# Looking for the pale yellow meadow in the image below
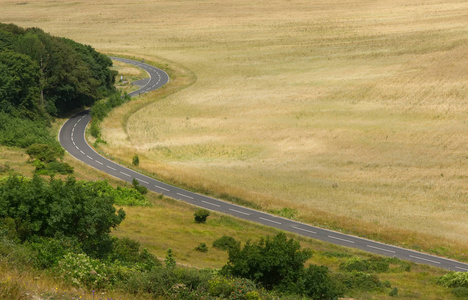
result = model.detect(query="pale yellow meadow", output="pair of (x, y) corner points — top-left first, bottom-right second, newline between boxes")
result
(1, 0), (466, 258)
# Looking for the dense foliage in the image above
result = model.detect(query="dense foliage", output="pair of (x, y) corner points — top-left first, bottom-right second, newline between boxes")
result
(0, 22), (116, 118)
(0, 175), (125, 258)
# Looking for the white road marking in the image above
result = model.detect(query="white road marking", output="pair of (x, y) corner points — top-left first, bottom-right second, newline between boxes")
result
(137, 179), (149, 184)
(71, 133), (73, 138)
(202, 200), (220, 207)
(259, 217), (282, 225)
(155, 185), (170, 192)
(86, 155), (93, 160)
(120, 171), (131, 177)
(96, 160), (103, 165)
(328, 235), (355, 244)
(292, 226), (316, 234)
(455, 266), (468, 271)
(72, 141), (76, 146)
(177, 193), (194, 199)
(73, 123), (77, 128)
(409, 255), (440, 264)
(80, 150), (85, 155)
(367, 245), (396, 253)
(229, 208), (250, 216)
(107, 166), (116, 171)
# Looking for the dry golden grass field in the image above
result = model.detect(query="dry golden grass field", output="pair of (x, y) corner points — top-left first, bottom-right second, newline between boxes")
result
(1, 0), (467, 259)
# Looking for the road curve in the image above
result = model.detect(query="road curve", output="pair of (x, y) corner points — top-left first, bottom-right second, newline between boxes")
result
(59, 57), (468, 272)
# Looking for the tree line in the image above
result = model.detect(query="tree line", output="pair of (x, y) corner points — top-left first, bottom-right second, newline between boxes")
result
(0, 22), (116, 119)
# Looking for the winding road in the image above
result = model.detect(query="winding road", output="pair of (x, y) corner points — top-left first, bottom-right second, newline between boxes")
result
(59, 57), (468, 272)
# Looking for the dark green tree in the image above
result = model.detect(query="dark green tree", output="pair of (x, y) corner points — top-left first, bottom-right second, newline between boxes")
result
(221, 232), (312, 290)
(0, 50), (42, 119)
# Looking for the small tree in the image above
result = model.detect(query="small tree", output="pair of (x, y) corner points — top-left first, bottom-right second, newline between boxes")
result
(165, 248), (176, 268)
(195, 243), (208, 252)
(132, 154), (139, 166)
(132, 178), (148, 195)
(194, 209), (210, 224)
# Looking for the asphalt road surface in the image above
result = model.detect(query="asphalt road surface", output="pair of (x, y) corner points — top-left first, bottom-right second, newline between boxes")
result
(59, 57), (468, 272)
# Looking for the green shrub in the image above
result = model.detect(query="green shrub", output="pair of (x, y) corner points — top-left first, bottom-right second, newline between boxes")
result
(339, 271), (383, 291)
(439, 272), (468, 288)
(389, 287), (398, 297)
(322, 251), (352, 258)
(212, 235), (239, 251)
(55, 252), (132, 289)
(195, 243), (208, 252)
(89, 119), (101, 138)
(28, 236), (81, 269)
(26, 143), (64, 163)
(208, 275), (258, 299)
(132, 178), (148, 195)
(452, 287), (468, 298)
(339, 257), (389, 273)
(132, 154), (139, 166)
(194, 209), (210, 224)
(109, 237), (160, 270)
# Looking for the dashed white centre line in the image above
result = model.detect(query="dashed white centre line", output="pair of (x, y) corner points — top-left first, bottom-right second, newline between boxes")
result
(455, 266), (468, 271)
(328, 235), (355, 244)
(96, 160), (103, 165)
(177, 193), (194, 199)
(80, 150), (85, 155)
(229, 208), (250, 216)
(107, 166), (116, 171)
(120, 171), (131, 177)
(259, 217), (282, 225)
(86, 155), (93, 160)
(155, 185), (170, 192)
(409, 255), (440, 264)
(137, 179), (149, 184)
(292, 226), (316, 234)
(202, 200), (220, 207)
(366, 245), (396, 253)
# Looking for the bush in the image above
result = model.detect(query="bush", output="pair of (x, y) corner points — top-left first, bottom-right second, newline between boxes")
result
(109, 237), (160, 270)
(212, 235), (239, 251)
(195, 243), (208, 252)
(452, 287), (468, 298)
(132, 154), (139, 166)
(339, 271), (383, 292)
(194, 209), (210, 224)
(28, 236), (81, 269)
(221, 232), (312, 291)
(89, 119), (101, 138)
(132, 178), (148, 195)
(26, 143), (64, 163)
(55, 252), (132, 289)
(208, 275), (258, 299)
(389, 287), (398, 297)
(439, 272), (468, 288)
(339, 257), (389, 273)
